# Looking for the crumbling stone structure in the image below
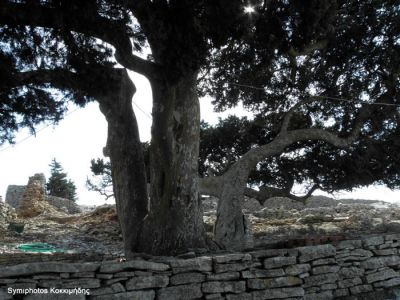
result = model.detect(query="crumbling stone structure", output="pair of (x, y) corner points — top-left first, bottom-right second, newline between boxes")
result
(5, 173), (80, 215)
(5, 185), (26, 208)
(17, 176), (48, 218)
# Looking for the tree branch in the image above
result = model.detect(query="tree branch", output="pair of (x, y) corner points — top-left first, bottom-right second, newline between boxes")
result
(244, 183), (320, 205)
(0, 1), (161, 79)
(280, 98), (315, 133)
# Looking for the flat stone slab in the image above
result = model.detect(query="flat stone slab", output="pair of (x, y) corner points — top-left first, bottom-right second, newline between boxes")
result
(264, 256), (297, 269)
(297, 245), (336, 263)
(361, 256), (400, 269)
(100, 260), (169, 273)
(126, 275), (169, 290)
(248, 276), (302, 289)
(91, 290), (155, 300)
(202, 281), (246, 294)
(168, 257), (212, 273)
(251, 287), (305, 299)
(157, 283), (202, 300)
(0, 263), (100, 278)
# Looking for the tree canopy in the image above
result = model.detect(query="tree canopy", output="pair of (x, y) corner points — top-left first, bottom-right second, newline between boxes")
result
(1, 0), (399, 255)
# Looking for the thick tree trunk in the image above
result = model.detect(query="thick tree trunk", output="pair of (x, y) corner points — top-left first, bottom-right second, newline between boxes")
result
(214, 165), (254, 251)
(138, 74), (206, 255)
(97, 69), (148, 258)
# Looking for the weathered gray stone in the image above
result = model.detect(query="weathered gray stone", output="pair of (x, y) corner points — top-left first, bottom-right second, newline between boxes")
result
(311, 258), (336, 266)
(169, 257), (212, 273)
(96, 274), (114, 280)
(242, 268), (285, 278)
(336, 240), (362, 250)
(170, 272), (205, 285)
(339, 267), (364, 279)
(305, 287), (320, 294)
(298, 245), (336, 263)
(32, 274), (60, 280)
(205, 293), (223, 300)
(202, 281), (246, 294)
(207, 271), (240, 281)
(299, 272), (310, 279)
(373, 249), (398, 256)
(304, 290), (333, 300)
(91, 283), (125, 296)
(320, 283), (337, 290)
(251, 287), (305, 299)
(134, 271), (152, 276)
(350, 284), (373, 294)
(0, 279), (17, 284)
(336, 249), (373, 262)
(366, 268), (399, 283)
(333, 288), (349, 297)
(213, 253), (251, 263)
(303, 273), (338, 288)
(250, 249), (288, 259)
(361, 256), (400, 269)
(362, 235), (384, 247)
(374, 277), (400, 288)
(100, 260), (169, 273)
(0, 262), (100, 278)
(25, 294), (85, 300)
(114, 272), (136, 277)
(92, 290), (155, 300)
(225, 293), (252, 300)
(214, 261), (252, 273)
(70, 272), (95, 278)
(126, 275), (168, 290)
(264, 256), (297, 269)
(105, 278), (128, 285)
(385, 233), (400, 242)
(337, 277), (363, 288)
(311, 265), (339, 275)
(38, 278), (100, 289)
(248, 276), (302, 289)
(157, 284), (202, 300)
(285, 264), (311, 276)
(0, 289), (12, 300)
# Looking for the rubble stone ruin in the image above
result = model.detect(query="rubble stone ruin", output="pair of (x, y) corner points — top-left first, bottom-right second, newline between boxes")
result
(5, 173), (80, 215)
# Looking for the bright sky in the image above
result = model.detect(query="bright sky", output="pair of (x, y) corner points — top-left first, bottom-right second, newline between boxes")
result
(0, 71), (399, 206)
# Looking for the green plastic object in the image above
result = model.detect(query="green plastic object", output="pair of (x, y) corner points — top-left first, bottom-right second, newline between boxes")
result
(16, 243), (64, 253)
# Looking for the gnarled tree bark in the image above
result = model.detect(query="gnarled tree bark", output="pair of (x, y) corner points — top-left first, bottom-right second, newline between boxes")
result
(97, 69), (148, 258)
(138, 73), (206, 255)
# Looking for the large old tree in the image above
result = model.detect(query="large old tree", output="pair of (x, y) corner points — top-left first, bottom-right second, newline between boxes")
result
(0, 0), (399, 255)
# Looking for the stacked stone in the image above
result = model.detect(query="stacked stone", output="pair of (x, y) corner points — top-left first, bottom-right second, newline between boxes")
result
(1, 235), (400, 299)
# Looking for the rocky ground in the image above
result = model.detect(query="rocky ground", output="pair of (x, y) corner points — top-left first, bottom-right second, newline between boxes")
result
(203, 195), (400, 248)
(0, 201), (123, 255)
(1, 195), (400, 256)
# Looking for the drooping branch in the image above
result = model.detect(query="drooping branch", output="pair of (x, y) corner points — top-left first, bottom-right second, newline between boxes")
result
(244, 183), (320, 205)
(241, 104), (371, 170)
(0, 1), (160, 79)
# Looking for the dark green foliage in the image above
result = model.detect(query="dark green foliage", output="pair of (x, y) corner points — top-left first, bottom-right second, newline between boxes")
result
(1, 0), (400, 198)
(47, 158), (77, 201)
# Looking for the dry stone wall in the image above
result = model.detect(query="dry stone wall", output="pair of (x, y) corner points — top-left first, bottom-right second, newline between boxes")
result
(1, 234), (400, 299)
